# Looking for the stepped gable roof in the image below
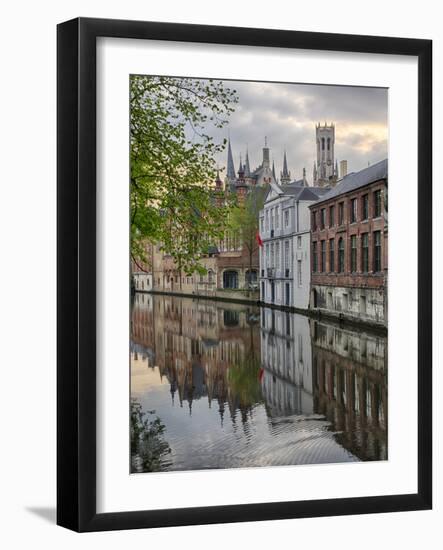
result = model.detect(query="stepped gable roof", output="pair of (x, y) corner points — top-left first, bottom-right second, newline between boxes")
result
(313, 159), (388, 206)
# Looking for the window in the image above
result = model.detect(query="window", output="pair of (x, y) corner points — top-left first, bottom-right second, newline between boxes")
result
(275, 242), (280, 269)
(327, 137), (331, 151)
(362, 194), (369, 220)
(265, 210), (269, 231)
(339, 202), (344, 225)
(373, 231), (382, 272)
(270, 243), (274, 267)
(223, 310), (239, 326)
(284, 241), (290, 271)
(329, 239), (335, 272)
(297, 236), (302, 248)
(246, 269), (257, 286)
(223, 270), (238, 289)
(208, 270), (214, 284)
(311, 211), (317, 230)
(350, 235), (357, 272)
(321, 137), (325, 150)
(284, 210), (289, 227)
(270, 208), (274, 230)
(350, 198), (357, 223)
(275, 207), (279, 228)
(321, 240), (326, 272)
(265, 244), (269, 268)
(260, 218), (264, 232)
(338, 238), (345, 272)
(297, 260), (302, 286)
(329, 205), (335, 227)
(313, 241), (318, 272)
(374, 190), (382, 217)
(361, 233), (369, 272)
(320, 208), (326, 229)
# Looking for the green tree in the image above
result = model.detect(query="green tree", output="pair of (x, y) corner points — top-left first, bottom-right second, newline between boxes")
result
(230, 187), (267, 286)
(130, 399), (171, 473)
(130, 76), (238, 275)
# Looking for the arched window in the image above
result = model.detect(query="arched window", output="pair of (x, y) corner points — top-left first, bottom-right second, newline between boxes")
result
(321, 137), (325, 150)
(208, 269), (214, 284)
(223, 270), (238, 289)
(338, 238), (345, 272)
(327, 137), (331, 151)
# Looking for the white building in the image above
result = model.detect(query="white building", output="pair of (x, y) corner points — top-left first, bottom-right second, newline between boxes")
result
(259, 178), (329, 309)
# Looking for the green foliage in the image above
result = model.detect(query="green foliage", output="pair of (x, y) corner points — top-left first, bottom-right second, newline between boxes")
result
(227, 351), (263, 408)
(229, 187), (267, 266)
(130, 75), (238, 274)
(130, 399), (171, 473)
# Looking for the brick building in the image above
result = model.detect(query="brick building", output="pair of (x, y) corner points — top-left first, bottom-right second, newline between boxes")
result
(309, 159), (388, 327)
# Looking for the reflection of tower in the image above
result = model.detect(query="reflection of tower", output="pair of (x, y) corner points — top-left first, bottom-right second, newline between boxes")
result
(314, 122), (338, 187)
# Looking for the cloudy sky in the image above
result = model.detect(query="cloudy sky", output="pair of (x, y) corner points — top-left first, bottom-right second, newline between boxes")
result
(210, 79), (388, 183)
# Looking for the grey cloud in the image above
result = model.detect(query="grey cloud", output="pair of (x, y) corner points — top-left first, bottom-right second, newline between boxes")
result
(202, 78), (388, 182)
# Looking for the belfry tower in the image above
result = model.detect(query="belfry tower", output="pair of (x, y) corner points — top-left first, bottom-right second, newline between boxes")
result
(314, 122), (338, 187)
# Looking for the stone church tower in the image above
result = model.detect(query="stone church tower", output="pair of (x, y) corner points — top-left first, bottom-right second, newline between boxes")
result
(313, 122), (339, 187)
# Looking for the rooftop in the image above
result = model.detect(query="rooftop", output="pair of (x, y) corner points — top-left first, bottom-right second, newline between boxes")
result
(312, 159), (388, 206)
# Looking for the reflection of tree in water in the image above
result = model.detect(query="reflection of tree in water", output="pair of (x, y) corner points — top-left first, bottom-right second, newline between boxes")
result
(228, 354), (262, 407)
(130, 399), (171, 473)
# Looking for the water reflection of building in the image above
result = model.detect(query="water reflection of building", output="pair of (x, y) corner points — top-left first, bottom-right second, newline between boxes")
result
(260, 308), (314, 416)
(131, 294), (261, 423)
(259, 307), (387, 461)
(132, 293), (388, 463)
(310, 320), (387, 461)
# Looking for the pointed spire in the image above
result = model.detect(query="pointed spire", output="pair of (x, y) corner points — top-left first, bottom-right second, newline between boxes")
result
(238, 153), (243, 174)
(280, 150), (291, 184)
(244, 147), (251, 177)
(226, 139), (235, 181)
(283, 150), (289, 176)
(335, 159), (339, 177)
(262, 136), (270, 168)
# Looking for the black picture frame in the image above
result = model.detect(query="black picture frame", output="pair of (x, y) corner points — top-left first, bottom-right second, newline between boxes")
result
(57, 17), (432, 532)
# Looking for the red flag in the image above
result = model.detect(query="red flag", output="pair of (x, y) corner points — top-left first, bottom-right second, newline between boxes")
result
(256, 232), (264, 247)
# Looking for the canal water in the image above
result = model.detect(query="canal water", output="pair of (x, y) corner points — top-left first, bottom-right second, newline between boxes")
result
(131, 293), (387, 473)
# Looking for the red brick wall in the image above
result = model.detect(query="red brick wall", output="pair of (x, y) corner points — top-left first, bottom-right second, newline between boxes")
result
(310, 179), (387, 289)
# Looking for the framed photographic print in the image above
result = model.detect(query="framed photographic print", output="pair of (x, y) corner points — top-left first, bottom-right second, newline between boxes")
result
(57, 17), (432, 532)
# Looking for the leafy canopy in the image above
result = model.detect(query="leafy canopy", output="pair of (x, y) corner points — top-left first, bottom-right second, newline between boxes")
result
(130, 75), (238, 274)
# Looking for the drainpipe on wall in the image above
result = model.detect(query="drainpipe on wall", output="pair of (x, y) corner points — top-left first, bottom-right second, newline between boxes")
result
(296, 200), (299, 233)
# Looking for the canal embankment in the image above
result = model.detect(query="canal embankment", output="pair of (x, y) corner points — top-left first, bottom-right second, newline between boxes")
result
(135, 289), (387, 335)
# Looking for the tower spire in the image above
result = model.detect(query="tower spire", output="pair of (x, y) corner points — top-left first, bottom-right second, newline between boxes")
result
(280, 150), (291, 185)
(226, 138), (236, 182)
(244, 147), (251, 177)
(262, 136), (270, 168)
